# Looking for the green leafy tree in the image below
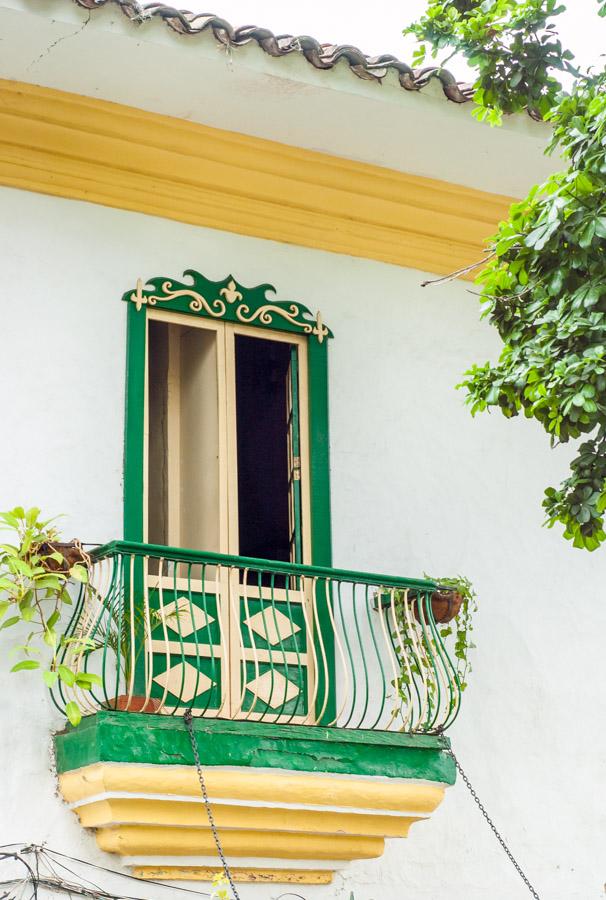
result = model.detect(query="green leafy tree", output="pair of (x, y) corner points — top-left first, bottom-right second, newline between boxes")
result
(407, 0), (606, 549)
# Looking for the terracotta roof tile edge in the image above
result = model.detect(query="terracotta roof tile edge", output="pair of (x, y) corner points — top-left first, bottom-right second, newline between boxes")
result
(71, 0), (474, 103)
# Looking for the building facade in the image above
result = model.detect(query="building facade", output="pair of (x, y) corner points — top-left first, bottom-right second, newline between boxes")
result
(0, 3), (604, 899)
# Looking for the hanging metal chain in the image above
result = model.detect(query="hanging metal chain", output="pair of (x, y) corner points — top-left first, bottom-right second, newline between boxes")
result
(183, 710), (241, 900)
(184, 711), (540, 900)
(447, 746), (541, 899)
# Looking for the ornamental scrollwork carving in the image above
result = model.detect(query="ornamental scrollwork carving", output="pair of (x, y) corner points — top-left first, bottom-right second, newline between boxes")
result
(130, 279), (227, 318)
(124, 271), (332, 343)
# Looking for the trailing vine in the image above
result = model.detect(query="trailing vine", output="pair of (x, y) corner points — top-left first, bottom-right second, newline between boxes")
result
(407, 0), (606, 549)
(392, 576), (478, 706)
(427, 574), (478, 690)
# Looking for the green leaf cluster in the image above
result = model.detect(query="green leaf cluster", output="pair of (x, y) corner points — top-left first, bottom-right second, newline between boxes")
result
(0, 506), (96, 724)
(408, 1), (606, 549)
(460, 66), (606, 548)
(405, 0), (575, 123)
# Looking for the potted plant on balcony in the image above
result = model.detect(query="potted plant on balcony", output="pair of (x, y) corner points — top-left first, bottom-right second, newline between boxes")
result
(0, 506), (97, 726)
(93, 604), (162, 714)
(0, 506), (165, 721)
(413, 580), (463, 624)
(390, 574), (478, 702)
(423, 574), (478, 690)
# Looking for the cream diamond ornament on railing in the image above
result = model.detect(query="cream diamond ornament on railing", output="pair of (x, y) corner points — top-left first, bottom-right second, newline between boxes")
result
(244, 608), (300, 646)
(153, 661), (213, 703)
(246, 670), (300, 710)
(158, 597), (214, 637)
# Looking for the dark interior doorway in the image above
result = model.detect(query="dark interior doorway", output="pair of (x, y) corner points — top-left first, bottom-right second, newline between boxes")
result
(235, 334), (292, 562)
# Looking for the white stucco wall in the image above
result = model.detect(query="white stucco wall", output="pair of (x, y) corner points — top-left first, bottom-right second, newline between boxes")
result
(0, 186), (605, 900)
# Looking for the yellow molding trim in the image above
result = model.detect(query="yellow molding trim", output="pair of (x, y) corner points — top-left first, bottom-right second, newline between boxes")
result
(58, 763), (448, 878)
(131, 866), (333, 884)
(96, 825), (385, 860)
(58, 763), (445, 813)
(0, 80), (514, 276)
(74, 797), (419, 838)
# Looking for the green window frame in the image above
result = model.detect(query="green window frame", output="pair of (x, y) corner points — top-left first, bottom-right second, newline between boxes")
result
(122, 269), (333, 567)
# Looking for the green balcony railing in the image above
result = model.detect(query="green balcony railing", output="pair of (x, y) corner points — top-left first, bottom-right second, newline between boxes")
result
(51, 541), (462, 733)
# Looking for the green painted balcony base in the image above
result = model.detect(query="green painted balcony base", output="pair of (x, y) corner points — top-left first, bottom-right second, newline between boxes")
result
(55, 712), (455, 885)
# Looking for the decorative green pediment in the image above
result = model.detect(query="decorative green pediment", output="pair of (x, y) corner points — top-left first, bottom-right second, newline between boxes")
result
(122, 270), (332, 343)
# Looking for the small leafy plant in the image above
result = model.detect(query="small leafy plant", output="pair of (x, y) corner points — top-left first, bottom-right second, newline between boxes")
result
(425, 574), (478, 690)
(0, 506), (98, 725)
(392, 575), (478, 703)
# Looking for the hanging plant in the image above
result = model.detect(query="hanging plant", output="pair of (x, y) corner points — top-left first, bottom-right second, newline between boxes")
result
(425, 574), (478, 691)
(391, 575), (478, 702)
(0, 506), (97, 725)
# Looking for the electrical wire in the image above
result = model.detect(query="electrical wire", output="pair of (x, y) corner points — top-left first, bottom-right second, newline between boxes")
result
(0, 853), (38, 900)
(0, 846), (212, 900)
(36, 852), (107, 896)
(41, 847), (211, 897)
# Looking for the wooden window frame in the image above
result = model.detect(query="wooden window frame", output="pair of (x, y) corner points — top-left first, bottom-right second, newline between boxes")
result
(142, 311), (314, 564)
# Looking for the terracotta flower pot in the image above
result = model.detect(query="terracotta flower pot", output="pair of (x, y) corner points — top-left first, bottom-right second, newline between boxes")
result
(413, 590), (463, 625)
(104, 694), (162, 713)
(37, 540), (88, 573)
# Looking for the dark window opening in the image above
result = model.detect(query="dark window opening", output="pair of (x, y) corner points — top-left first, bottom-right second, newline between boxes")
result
(235, 335), (292, 562)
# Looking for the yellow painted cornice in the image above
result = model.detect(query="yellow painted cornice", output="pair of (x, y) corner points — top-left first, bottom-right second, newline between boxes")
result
(59, 762), (446, 812)
(75, 798), (420, 838)
(0, 79), (513, 275)
(96, 824), (385, 860)
(57, 762), (447, 884)
(131, 866), (334, 885)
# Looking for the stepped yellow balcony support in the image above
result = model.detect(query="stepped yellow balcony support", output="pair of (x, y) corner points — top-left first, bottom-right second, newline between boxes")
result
(55, 713), (454, 884)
